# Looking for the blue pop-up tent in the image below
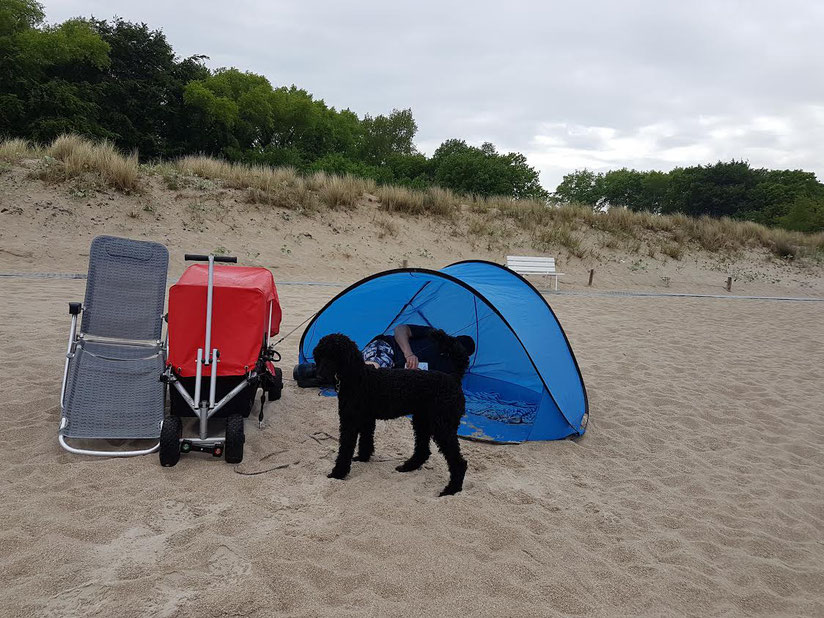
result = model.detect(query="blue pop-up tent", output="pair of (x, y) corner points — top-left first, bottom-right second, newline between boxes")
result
(299, 260), (588, 442)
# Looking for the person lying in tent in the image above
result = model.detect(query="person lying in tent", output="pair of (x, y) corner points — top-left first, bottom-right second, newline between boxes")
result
(362, 324), (475, 376)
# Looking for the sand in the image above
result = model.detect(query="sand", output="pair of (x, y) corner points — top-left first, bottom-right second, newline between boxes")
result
(1, 168), (824, 616)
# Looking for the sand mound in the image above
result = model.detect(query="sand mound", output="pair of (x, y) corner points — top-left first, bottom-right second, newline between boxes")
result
(1, 167), (823, 616)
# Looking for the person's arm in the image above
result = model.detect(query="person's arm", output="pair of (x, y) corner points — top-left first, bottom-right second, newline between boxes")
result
(393, 324), (419, 369)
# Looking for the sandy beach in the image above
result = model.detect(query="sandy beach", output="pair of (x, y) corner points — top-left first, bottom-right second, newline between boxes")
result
(2, 171), (824, 616)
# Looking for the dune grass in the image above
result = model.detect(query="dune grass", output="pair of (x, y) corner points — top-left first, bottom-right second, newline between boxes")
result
(478, 197), (824, 260)
(176, 156), (374, 211)
(375, 185), (425, 215)
(3, 134), (823, 261)
(21, 134), (140, 192)
(178, 155), (301, 192)
(318, 173), (374, 209)
(0, 137), (40, 162)
(375, 185), (460, 217)
(177, 156), (314, 210)
(373, 216), (399, 238)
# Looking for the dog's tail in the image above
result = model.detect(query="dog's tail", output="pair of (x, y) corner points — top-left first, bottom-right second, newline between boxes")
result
(430, 329), (471, 380)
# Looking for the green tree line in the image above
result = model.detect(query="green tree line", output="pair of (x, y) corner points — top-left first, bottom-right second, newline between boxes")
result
(3, 0), (822, 231)
(0, 0), (547, 199)
(554, 162), (824, 232)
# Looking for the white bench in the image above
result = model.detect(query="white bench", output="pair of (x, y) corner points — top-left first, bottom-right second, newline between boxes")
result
(506, 255), (564, 290)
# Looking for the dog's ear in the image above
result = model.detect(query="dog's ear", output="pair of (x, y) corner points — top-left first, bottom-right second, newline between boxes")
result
(430, 328), (450, 350)
(332, 335), (364, 379)
(313, 335), (338, 367)
(344, 337), (364, 367)
(429, 329), (470, 378)
(312, 336), (328, 364)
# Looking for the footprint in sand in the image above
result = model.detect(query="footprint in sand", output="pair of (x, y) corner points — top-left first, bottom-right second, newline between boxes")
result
(159, 499), (208, 523)
(208, 545), (252, 582)
(43, 581), (106, 617)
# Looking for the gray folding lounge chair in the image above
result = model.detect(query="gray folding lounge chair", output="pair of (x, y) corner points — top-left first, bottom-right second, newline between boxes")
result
(59, 235), (169, 456)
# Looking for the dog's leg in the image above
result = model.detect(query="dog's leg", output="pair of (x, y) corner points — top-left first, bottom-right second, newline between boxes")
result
(328, 424), (357, 480)
(432, 429), (467, 496)
(354, 418), (376, 462)
(396, 414), (431, 472)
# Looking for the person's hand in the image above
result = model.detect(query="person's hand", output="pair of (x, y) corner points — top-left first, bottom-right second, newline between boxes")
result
(405, 354), (419, 369)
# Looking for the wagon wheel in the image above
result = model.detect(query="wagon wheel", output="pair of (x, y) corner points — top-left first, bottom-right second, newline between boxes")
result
(267, 367), (283, 401)
(159, 416), (182, 467)
(225, 414), (245, 464)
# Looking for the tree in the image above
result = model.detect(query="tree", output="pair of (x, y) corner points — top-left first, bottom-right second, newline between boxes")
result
(0, 0), (44, 37)
(430, 139), (548, 199)
(600, 168), (644, 209)
(0, 9), (110, 140)
(433, 147), (499, 195)
(358, 108), (417, 166)
(553, 169), (603, 207)
(778, 196), (824, 232)
(431, 138), (469, 162)
(385, 152), (431, 187)
(183, 69), (273, 153)
(92, 19), (208, 158)
(182, 74), (365, 162)
(499, 151), (547, 200)
(552, 162), (824, 231)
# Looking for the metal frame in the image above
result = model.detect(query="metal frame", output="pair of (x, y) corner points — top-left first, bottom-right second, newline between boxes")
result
(165, 368), (259, 446)
(166, 255), (259, 449)
(59, 432), (159, 457)
(58, 305), (164, 457)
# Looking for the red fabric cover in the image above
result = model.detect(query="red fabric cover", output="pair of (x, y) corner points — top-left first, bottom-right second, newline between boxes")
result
(168, 264), (281, 377)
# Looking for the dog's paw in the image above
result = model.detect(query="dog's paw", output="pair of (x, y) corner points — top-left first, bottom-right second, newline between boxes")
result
(438, 485), (463, 497)
(327, 468), (349, 480)
(395, 460), (423, 473)
(353, 454), (371, 462)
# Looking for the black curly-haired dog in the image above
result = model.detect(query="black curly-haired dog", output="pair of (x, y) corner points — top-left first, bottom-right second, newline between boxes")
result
(313, 331), (469, 496)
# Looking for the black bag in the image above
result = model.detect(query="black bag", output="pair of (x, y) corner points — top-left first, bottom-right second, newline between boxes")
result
(293, 362), (333, 388)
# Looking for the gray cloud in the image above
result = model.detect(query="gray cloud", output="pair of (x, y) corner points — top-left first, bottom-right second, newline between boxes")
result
(48, 0), (824, 189)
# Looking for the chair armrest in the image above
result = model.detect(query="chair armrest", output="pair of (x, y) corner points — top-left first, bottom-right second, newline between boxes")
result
(61, 305), (82, 408)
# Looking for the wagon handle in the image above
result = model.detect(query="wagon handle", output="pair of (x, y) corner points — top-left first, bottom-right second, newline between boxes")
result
(184, 253), (237, 263)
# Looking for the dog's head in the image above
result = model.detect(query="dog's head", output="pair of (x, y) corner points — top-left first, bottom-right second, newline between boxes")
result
(429, 328), (473, 378)
(312, 333), (364, 383)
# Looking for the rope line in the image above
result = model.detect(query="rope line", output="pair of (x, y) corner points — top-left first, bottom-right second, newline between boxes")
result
(2, 272), (821, 302)
(271, 311), (319, 348)
(542, 289), (824, 302)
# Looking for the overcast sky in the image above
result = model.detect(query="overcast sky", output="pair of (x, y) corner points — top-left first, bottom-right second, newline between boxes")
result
(47, 0), (824, 189)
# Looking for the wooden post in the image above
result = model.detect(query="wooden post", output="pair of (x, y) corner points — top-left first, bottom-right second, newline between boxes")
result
(726, 276), (732, 292)
(402, 259), (408, 269)
(588, 269), (594, 287)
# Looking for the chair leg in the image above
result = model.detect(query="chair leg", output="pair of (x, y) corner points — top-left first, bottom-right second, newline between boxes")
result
(58, 435), (160, 457)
